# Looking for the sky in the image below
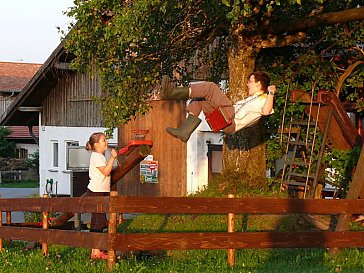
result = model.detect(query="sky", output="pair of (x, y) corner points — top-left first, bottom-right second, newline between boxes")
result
(0, 0), (75, 64)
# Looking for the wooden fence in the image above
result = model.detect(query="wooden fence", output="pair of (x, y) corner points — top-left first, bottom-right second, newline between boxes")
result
(1, 194), (364, 270)
(0, 170), (38, 183)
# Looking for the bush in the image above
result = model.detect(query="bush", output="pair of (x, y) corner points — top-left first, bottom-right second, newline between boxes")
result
(26, 150), (39, 172)
(0, 127), (16, 158)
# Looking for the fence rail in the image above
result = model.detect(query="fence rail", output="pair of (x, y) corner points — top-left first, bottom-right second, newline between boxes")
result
(1, 195), (364, 270)
(0, 170), (38, 182)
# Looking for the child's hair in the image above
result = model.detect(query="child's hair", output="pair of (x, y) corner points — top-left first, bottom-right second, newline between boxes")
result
(85, 132), (105, 151)
(249, 71), (271, 91)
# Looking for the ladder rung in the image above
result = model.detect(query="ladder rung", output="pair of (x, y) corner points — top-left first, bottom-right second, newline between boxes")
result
(278, 127), (301, 134)
(285, 181), (307, 187)
(291, 121), (316, 126)
(288, 141), (313, 146)
(288, 172), (315, 179)
(297, 101), (321, 105)
(284, 160), (310, 166)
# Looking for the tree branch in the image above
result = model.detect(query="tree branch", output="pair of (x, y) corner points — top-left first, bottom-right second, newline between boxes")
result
(335, 60), (364, 97)
(268, 7), (364, 34)
(261, 32), (307, 48)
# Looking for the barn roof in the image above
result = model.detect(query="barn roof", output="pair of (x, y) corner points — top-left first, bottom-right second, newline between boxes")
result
(0, 62), (42, 92)
(0, 41), (75, 126)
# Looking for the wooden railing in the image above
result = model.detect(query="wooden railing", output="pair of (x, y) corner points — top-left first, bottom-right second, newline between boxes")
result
(1, 195), (364, 270)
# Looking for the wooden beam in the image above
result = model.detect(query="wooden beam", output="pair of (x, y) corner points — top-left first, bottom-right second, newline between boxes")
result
(113, 231), (364, 251)
(319, 91), (362, 148)
(2, 196), (364, 216)
(0, 226), (108, 249)
(53, 62), (71, 70)
(111, 144), (151, 190)
(0, 197), (109, 213)
(2, 227), (364, 252)
(110, 196), (364, 214)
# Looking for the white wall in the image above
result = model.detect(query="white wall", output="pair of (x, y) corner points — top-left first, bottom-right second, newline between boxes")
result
(15, 143), (38, 157)
(39, 126), (118, 196)
(38, 113), (221, 197)
(186, 112), (223, 195)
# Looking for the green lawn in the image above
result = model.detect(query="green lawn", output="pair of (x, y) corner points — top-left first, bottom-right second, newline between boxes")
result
(1, 183), (364, 272)
(0, 180), (39, 188)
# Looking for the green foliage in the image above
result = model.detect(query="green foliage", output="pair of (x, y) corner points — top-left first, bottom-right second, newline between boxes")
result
(0, 127), (16, 158)
(63, 0), (231, 135)
(323, 146), (361, 195)
(265, 137), (285, 170)
(64, 2), (361, 138)
(190, 173), (286, 198)
(259, 17), (363, 186)
(62, 0), (362, 135)
(26, 150), (39, 172)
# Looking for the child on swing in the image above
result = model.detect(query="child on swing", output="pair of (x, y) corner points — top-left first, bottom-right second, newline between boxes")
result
(160, 71), (276, 142)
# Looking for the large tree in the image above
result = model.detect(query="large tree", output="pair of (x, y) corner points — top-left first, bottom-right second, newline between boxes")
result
(63, 0), (364, 188)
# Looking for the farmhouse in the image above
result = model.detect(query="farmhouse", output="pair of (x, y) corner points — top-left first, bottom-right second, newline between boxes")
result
(0, 43), (117, 196)
(0, 62), (41, 158)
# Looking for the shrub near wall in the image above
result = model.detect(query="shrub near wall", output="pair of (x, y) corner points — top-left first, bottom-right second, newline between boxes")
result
(0, 157), (39, 183)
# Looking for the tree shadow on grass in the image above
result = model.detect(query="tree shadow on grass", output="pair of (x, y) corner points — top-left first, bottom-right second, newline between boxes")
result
(251, 213), (336, 273)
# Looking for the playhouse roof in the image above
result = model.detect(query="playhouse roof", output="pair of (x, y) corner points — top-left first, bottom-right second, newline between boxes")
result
(6, 126), (39, 140)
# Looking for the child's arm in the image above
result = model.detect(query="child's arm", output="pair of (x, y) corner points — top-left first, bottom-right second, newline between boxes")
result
(261, 85), (276, 115)
(97, 149), (118, 176)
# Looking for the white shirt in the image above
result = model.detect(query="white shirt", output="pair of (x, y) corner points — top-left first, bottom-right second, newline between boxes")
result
(87, 152), (110, 192)
(233, 93), (274, 132)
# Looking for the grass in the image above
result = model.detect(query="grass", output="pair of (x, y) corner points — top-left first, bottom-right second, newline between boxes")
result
(1, 181), (364, 272)
(2, 241), (364, 272)
(0, 179), (39, 188)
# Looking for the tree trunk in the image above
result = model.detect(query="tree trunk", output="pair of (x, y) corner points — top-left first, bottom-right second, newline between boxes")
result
(222, 40), (267, 189)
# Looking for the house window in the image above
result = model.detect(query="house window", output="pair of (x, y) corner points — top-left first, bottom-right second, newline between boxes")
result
(53, 142), (59, 167)
(65, 141), (80, 170)
(16, 148), (28, 159)
(67, 141), (79, 147)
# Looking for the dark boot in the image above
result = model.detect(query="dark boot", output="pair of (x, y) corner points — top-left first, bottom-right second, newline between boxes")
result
(160, 75), (189, 100)
(166, 114), (201, 142)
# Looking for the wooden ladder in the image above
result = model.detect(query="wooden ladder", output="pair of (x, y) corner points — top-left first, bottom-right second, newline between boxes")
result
(280, 101), (331, 198)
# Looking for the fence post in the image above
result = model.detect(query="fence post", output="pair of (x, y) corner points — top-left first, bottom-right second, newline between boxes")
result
(6, 211), (11, 226)
(74, 213), (81, 231)
(108, 191), (118, 271)
(227, 194), (235, 267)
(0, 210), (2, 252)
(118, 212), (123, 224)
(42, 194), (49, 256)
(5, 211), (11, 245)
